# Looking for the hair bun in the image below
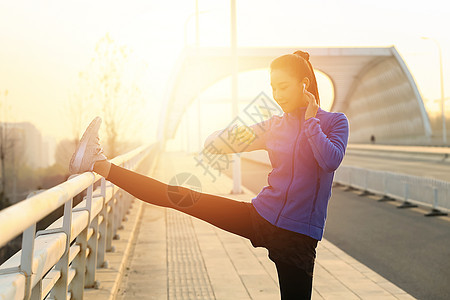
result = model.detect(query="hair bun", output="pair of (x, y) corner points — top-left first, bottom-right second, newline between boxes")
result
(294, 50), (310, 61)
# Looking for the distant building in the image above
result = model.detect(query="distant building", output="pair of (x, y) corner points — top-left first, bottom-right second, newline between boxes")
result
(0, 122), (49, 169)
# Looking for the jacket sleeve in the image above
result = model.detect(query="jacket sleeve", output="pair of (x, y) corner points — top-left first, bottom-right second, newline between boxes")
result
(304, 113), (349, 173)
(203, 117), (273, 154)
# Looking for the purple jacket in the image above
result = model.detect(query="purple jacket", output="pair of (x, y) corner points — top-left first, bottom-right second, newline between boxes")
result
(249, 106), (349, 240)
(204, 105), (349, 241)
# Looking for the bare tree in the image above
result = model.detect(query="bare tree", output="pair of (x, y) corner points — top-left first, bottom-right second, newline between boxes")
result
(95, 34), (147, 156)
(66, 33), (147, 158)
(54, 139), (77, 171)
(65, 71), (92, 147)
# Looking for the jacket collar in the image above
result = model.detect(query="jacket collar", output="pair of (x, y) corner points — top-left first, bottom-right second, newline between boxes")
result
(285, 105), (323, 121)
(285, 105), (308, 120)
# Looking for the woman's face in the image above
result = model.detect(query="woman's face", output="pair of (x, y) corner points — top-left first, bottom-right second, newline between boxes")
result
(270, 68), (308, 113)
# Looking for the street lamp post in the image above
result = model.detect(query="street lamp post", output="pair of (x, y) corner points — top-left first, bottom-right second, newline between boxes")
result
(184, 4), (209, 153)
(184, 7), (207, 48)
(422, 36), (446, 145)
(184, 1), (243, 193)
(230, 0), (242, 194)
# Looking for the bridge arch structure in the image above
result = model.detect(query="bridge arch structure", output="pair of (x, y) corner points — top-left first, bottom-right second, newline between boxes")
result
(158, 46), (432, 147)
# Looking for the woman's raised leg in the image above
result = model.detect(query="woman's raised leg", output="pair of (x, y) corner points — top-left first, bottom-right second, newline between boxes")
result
(99, 161), (255, 241)
(69, 116), (255, 243)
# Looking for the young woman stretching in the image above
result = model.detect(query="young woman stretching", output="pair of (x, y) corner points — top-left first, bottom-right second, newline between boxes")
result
(69, 50), (349, 299)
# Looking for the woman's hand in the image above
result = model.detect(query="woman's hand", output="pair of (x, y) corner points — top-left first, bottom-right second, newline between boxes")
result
(229, 125), (256, 145)
(303, 87), (319, 121)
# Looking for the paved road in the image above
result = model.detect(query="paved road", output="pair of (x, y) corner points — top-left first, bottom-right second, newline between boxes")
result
(342, 150), (450, 181)
(222, 154), (450, 300)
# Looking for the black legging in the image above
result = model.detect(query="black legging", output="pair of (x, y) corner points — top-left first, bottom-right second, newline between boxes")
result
(106, 163), (314, 299)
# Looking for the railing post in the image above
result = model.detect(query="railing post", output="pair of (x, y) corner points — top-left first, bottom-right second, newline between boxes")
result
(113, 189), (122, 240)
(359, 169), (374, 197)
(378, 172), (395, 202)
(97, 178), (108, 268)
(21, 223), (36, 300)
(425, 186), (448, 217)
(20, 191), (41, 300)
(397, 178), (418, 209)
(106, 182), (115, 252)
(85, 184), (99, 288)
(122, 193), (127, 219)
(124, 191), (131, 222)
(343, 166), (350, 186)
(50, 197), (73, 299)
(344, 166), (357, 191)
(116, 190), (124, 233)
(127, 193), (133, 216)
(30, 281), (43, 300)
(70, 226), (88, 300)
(332, 167), (344, 187)
(70, 179), (93, 299)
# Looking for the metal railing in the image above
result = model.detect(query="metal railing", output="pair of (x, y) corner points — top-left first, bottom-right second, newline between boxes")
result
(334, 165), (450, 216)
(0, 144), (155, 300)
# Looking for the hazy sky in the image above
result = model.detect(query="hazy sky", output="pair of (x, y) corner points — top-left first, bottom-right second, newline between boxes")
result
(1, 0), (449, 148)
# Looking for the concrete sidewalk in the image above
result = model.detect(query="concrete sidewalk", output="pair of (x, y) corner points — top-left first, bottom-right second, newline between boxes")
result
(111, 151), (416, 299)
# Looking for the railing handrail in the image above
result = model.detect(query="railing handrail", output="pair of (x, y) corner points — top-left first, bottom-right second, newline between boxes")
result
(0, 145), (149, 248)
(347, 143), (450, 155)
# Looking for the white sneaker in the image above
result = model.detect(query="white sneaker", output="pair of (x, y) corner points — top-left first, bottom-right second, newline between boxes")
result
(69, 116), (108, 174)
